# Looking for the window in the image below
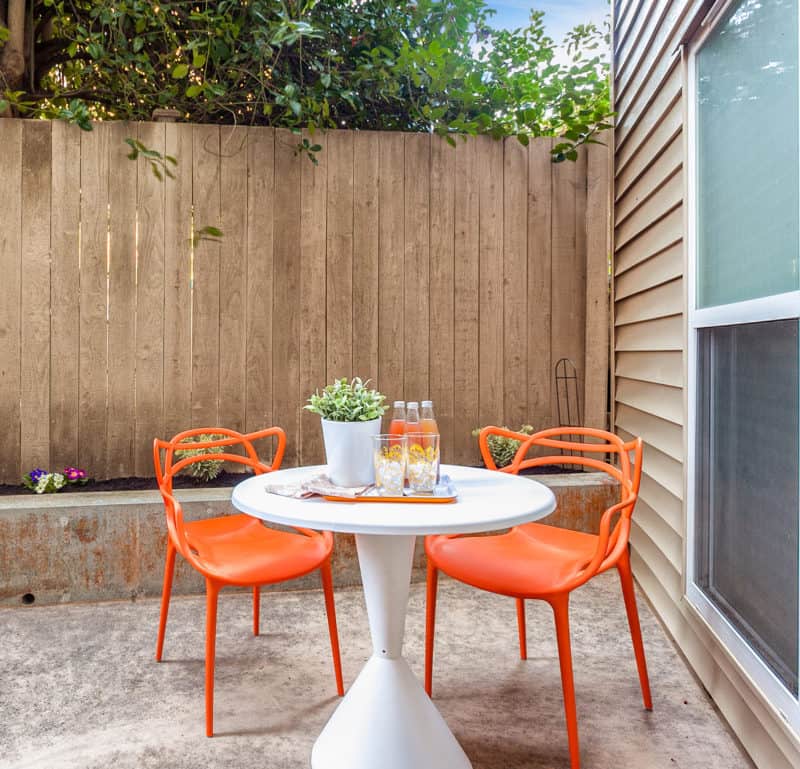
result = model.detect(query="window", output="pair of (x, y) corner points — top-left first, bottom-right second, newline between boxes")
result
(688, 0), (800, 730)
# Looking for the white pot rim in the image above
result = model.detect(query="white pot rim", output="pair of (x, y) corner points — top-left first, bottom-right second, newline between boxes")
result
(320, 416), (382, 425)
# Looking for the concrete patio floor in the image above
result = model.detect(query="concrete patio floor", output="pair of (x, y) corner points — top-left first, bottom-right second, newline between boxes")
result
(2, 572), (752, 769)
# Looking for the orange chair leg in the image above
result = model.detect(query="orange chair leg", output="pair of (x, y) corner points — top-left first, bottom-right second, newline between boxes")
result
(551, 595), (580, 769)
(205, 580), (220, 737)
(516, 598), (527, 660)
(253, 586), (260, 637)
(320, 560), (344, 696)
(617, 552), (653, 710)
(424, 561), (438, 697)
(155, 541), (177, 662)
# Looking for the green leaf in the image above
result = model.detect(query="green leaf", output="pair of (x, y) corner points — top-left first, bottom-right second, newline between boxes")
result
(193, 52), (206, 68)
(172, 63), (189, 79)
(185, 84), (202, 98)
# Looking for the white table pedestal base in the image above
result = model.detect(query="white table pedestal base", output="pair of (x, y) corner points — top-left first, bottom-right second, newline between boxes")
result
(311, 533), (471, 769)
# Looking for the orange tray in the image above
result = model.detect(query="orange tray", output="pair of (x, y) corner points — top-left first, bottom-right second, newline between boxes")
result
(323, 488), (457, 504)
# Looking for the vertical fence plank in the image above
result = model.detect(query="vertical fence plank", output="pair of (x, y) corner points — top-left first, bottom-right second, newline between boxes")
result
(403, 134), (431, 401)
(79, 124), (110, 477)
(19, 124), (53, 473)
(245, 127), (274, 440)
(502, 137), (529, 431)
(378, 133), (405, 401)
(20, 122), (52, 473)
(134, 122), (166, 474)
(584, 142), (611, 430)
(163, 123), (194, 439)
(452, 138), (480, 464)
(326, 130), (354, 381)
(352, 131), (380, 384)
(0, 121), (22, 481)
(105, 122), (138, 476)
(574, 148), (588, 418)
(218, 126), (248, 434)
(299, 131), (328, 465)
(272, 129), (302, 464)
(478, 136), (504, 428)
(429, 136), (456, 461)
(50, 121), (81, 471)
(527, 139), (554, 430)
(191, 125), (221, 428)
(551, 150), (583, 427)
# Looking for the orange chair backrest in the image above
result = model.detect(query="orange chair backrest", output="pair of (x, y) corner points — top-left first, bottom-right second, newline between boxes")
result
(153, 426), (286, 493)
(152, 427), (287, 565)
(478, 426), (642, 585)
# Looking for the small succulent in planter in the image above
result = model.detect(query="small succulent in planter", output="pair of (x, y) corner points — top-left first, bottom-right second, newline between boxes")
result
(305, 377), (387, 422)
(471, 424), (535, 468)
(174, 433), (227, 482)
(305, 378), (389, 486)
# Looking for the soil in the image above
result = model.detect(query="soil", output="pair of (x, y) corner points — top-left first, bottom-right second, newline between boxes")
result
(0, 464), (579, 497)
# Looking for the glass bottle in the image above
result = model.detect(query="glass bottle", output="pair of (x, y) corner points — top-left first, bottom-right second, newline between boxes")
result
(405, 401), (421, 433)
(388, 401), (406, 436)
(420, 400), (439, 436)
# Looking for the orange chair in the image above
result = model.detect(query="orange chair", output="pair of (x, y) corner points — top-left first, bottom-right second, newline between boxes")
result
(153, 427), (344, 737)
(424, 427), (651, 769)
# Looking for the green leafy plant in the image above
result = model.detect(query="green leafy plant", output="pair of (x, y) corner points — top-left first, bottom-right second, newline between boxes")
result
(2, 1), (610, 162)
(471, 424), (534, 468)
(305, 378), (388, 422)
(174, 434), (227, 482)
(124, 137), (177, 181)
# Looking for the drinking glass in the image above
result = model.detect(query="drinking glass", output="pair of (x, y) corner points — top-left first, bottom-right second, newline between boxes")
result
(406, 433), (439, 493)
(373, 435), (406, 496)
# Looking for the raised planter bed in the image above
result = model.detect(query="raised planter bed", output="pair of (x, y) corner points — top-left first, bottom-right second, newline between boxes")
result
(0, 473), (618, 607)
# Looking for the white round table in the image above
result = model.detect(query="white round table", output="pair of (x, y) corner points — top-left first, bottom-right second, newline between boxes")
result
(231, 464), (556, 769)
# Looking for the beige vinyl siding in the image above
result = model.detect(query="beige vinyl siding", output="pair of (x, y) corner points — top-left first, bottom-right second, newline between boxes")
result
(613, 2), (800, 768)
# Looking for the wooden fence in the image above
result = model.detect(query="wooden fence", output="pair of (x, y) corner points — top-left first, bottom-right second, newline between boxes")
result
(0, 119), (609, 482)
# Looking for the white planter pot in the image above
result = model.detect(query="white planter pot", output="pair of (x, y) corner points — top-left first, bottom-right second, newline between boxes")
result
(320, 417), (381, 487)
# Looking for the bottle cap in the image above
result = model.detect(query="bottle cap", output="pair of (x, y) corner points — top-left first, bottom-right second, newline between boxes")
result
(421, 400), (433, 407)
(393, 400), (405, 408)
(407, 401), (419, 408)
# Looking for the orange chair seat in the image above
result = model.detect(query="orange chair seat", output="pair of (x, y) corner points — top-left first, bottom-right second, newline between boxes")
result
(183, 514), (330, 586)
(426, 524), (599, 598)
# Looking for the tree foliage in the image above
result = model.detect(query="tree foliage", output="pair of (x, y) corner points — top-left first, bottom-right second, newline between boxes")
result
(0, 0), (611, 158)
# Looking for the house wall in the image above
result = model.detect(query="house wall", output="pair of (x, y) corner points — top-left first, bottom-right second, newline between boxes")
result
(613, 1), (800, 767)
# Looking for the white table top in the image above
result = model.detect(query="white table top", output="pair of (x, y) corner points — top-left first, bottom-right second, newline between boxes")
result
(231, 464), (556, 535)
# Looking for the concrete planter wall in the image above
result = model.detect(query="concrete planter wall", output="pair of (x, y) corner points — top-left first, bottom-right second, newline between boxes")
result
(0, 473), (618, 607)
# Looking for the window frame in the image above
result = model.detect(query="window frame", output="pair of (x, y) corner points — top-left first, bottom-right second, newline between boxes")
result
(685, 0), (800, 734)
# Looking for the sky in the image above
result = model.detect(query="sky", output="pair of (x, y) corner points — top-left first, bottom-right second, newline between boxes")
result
(484, 1), (609, 44)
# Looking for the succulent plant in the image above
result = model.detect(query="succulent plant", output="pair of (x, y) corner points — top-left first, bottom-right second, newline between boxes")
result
(175, 434), (226, 482)
(472, 424), (535, 468)
(305, 378), (388, 422)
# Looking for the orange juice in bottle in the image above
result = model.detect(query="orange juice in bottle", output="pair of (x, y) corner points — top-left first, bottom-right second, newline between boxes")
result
(388, 401), (406, 441)
(420, 400), (439, 440)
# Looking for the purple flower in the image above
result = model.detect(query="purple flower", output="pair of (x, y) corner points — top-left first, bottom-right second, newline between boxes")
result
(64, 466), (87, 481)
(29, 468), (47, 483)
